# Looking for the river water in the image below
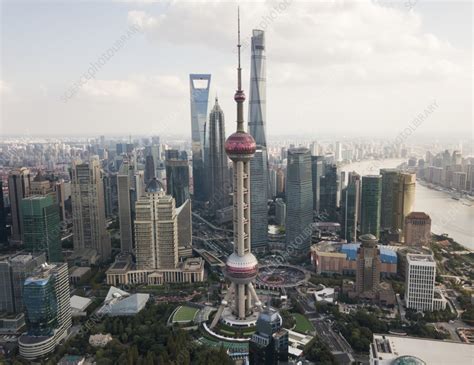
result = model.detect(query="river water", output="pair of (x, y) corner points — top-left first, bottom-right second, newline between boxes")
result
(341, 159), (474, 251)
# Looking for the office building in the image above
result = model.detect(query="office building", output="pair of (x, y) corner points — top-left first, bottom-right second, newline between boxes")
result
(275, 198), (286, 226)
(117, 163), (134, 253)
(208, 98), (230, 212)
(249, 307), (288, 365)
(360, 175), (382, 239)
(8, 168), (31, 242)
(393, 172), (416, 233)
(311, 156), (324, 213)
(405, 254), (445, 311)
(70, 159), (111, 261)
(276, 168), (285, 195)
(176, 199), (193, 259)
(335, 141), (342, 162)
(380, 168), (399, 230)
(0, 253), (46, 314)
(341, 173), (360, 242)
(135, 178), (178, 270)
(190, 73), (211, 201)
(21, 195), (62, 262)
(285, 148), (313, 256)
(19, 262), (72, 360)
(165, 150), (190, 207)
(0, 181), (7, 243)
(144, 154), (155, 184)
(319, 164), (339, 220)
(250, 147), (269, 253)
(248, 29), (269, 254)
(355, 234), (381, 298)
(404, 212), (431, 246)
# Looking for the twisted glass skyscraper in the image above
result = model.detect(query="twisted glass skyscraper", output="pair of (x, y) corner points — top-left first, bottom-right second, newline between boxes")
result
(248, 29), (268, 252)
(189, 74), (211, 201)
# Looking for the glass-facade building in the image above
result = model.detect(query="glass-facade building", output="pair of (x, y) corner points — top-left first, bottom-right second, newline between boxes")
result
(165, 150), (190, 208)
(319, 164), (339, 221)
(285, 148), (313, 256)
(189, 74), (211, 201)
(21, 195), (62, 262)
(360, 175), (382, 239)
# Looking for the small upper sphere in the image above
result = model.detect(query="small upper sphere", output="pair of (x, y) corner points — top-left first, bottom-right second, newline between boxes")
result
(234, 90), (246, 102)
(225, 132), (256, 160)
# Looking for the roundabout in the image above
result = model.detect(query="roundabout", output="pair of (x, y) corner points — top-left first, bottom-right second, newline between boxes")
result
(256, 264), (311, 289)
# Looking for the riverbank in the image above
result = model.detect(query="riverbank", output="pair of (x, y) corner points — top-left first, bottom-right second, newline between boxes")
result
(341, 159), (473, 251)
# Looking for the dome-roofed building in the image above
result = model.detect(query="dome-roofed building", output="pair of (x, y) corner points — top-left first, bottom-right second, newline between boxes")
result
(145, 177), (164, 193)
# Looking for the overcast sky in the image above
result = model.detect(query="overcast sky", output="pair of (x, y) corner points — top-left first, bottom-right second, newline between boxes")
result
(0, 0), (472, 139)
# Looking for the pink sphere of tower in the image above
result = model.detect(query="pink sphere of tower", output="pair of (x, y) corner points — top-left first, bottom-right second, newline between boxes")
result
(225, 132), (256, 160)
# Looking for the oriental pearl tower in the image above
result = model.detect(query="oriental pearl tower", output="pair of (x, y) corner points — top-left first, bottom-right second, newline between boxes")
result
(210, 10), (262, 329)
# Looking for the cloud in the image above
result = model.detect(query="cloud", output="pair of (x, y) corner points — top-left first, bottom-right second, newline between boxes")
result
(0, 80), (12, 96)
(127, 0), (463, 86)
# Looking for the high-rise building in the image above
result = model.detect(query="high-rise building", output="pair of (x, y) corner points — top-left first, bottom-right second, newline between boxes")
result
(311, 156), (324, 213)
(250, 147), (268, 253)
(360, 175), (382, 239)
(190, 73), (211, 201)
(393, 172), (416, 233)
(19, 262), (72, 360)
(341, 172), (360, 243)
(380, 169), (399, 231)
(275, 198), (286, 226)
(319, 164), (339, 221)
(208, 98), (230, 212)
(248, 29), (269, 254)
(249, 307), (289, 365)
(117, 163), (134, 253)
(276, 168), (285, 195)
(0, 181), (7, 243)
(335, 141), (342, 162)
(248, 29), (267, 148)
(21, 195), (62, 262)
(8, 168), (31, 242)
(176, 199), (193, 259)
(0, 253), (46, 314)
(404, 212), (431, 246)
(70, 159), (111, 261)
(285, 148), (313, 256)
(355, 234), (381, 298)
(211, 16), (262, 328)
(144, 154), (155, 184)
(405, 254), (437, 311)
(165, 150), (190, 207)
(135, 178), (178, 270)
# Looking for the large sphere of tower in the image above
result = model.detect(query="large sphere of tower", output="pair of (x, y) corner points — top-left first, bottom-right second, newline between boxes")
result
(225, 252), (259, 284)
(225, 132), (256, 161)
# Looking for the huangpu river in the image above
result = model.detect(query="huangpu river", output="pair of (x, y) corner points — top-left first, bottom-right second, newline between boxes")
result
(341, 159), (474, 251)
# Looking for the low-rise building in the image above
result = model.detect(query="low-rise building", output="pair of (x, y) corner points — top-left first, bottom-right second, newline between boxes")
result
(89, 333), (113, 348)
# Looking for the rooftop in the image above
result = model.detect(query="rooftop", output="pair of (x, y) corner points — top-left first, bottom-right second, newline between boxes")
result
(406, 254), (435, 263)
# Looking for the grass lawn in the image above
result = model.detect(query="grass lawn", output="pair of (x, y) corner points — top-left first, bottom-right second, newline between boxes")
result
(292, 313), (315, 333)
(172, 305), (199, 322)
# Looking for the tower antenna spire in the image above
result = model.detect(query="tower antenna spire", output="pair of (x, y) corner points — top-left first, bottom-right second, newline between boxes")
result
(235, 6), (245, 132)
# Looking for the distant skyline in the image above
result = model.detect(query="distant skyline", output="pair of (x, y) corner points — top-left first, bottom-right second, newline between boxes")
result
(0, 0), (472, 138)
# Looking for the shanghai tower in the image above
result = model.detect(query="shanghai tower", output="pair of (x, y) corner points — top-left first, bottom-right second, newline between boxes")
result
(248, 29), (268, 253)
(190, 73), (211, 202)
(210, 11), (261, 328)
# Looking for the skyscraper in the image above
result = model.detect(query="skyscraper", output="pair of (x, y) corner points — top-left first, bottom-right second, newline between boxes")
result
(404, 212), (431, 246)
(250, 147), (268, 253)
(355, 234), (381, 298)
(21, 195), (62, 262)
(117, 162), (134, 253)
(190, 73), (211, 201)
(319, 164), (339, 221)
(208, 98), (230, 212)
(211, 15), (261, 328)
(360, 175), (382, 239)
(144, 154), (155, 184)
(0, 181), (7, 243)
(341, 172), (360, 242)
(165, 150), (190, 207)
(405, 254), (437, 311)
(380, 168), (399, 230)
(19, 262), (72, 360)
(285, 148), (313, 256)
(335, 141), (342, 162)
(70, 159), (111, 261)
(8, 168), (31, 242)
(248, 29), (269, 254)
(135, 178), (178, 270)
(311, 155), (324, 213)
(393, 172), (416, 233)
